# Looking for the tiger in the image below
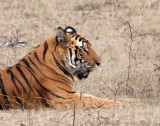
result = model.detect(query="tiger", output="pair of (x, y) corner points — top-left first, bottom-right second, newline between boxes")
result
(0, 26), (120, 110)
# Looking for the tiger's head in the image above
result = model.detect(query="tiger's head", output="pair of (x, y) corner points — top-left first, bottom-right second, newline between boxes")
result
(56, 26), (101, 79)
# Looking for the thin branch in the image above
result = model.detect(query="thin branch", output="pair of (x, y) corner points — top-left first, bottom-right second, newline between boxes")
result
(57, 113), (69, 123)
(96, 111), (102, 126)
(125, 21), (134, 95)
(152, 63), (160, 72)
(114, 78), (126, 99)
(126, 21), (133, 41)
(72, 101), (76, 126)
(103, 82), (115, 93)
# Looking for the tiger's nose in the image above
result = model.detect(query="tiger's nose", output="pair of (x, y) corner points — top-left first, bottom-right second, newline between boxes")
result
(95, 62), (101, 66)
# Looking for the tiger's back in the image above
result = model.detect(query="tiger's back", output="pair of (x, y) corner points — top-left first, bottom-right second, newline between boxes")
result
(0, 26), (120, 110)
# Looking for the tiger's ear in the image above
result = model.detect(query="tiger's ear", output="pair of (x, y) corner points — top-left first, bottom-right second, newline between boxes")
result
(56, 27), (68, 45)
(65, 26), (76, 34)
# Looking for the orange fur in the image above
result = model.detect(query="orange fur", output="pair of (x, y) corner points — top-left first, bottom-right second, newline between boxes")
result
(0, 26), (120, 110)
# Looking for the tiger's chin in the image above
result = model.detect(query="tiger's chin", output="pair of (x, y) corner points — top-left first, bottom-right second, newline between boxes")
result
(74, 68), (93, 80)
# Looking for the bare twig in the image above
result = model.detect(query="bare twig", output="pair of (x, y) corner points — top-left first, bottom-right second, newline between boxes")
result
(97, 111), (102, 126)
(125, 21), (134, 95)
(114, 78), (126, 100)
(11, 25), (26, 44)
(103, 81), (115, 93)
(152, 63), (160, 84)
(57, 113), (69, 123)
(72, 101), (76, 126)
(137, 32), (160, 37)
(127, 25), (160, 38)
(153, 63), (160, 72)
(126, 21), (133, 41)
(85, 121), (95, 126)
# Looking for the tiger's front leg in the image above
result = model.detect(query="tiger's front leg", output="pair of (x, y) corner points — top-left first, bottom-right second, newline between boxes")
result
(50, 93), (120, 110)
(70, 93), (120, 109)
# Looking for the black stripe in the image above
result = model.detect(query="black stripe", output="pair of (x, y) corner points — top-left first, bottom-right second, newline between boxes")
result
(6, 69), (20, 94)
(43, 41), (48, 60)
(35, 88), (51, 100)
(6, 68), (27, 94)
(14, 75), (27, 94)
(33, 53), (73, 83)
(0, 74), (10, 109)
(54, 42), (59, 52)
(69, 48), (74, 65)
(12, 90), (24, 109)
(71, 35), (74, 38)
(28, 57), (71, 84)
(26, 67), (67, 99)
(52, 53), (73, 80)
(34, 52), (55, 71)
(35, 88), (49, 108)
(0, 103), (3, 110)
(58, 87), (75, 93)
(56, 36), (58, 43)
(75, 35), (80, 40)
(15, 65), (34, 93)
(79, 38), (82, 41)
(74, 50), (79, 62)
(75, 46), (79, 49)
(20, 58), (36, 74)
(16, 63), (20, 66)
(34, 52), (41, 63)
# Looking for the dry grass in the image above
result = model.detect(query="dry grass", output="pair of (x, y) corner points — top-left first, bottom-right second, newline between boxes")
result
(0, 0), (160, 125)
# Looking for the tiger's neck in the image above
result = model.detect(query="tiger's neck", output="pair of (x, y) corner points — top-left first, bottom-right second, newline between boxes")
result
(27, 36), (73, 83)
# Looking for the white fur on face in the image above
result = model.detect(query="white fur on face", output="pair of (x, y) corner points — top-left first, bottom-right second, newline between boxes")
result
(76, 40), (87, 48)
(76, 40), (83, 46)
(68, 48), (76, 68)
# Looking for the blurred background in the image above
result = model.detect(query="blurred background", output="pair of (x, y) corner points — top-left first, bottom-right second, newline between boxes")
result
(0, 0), (160, 125)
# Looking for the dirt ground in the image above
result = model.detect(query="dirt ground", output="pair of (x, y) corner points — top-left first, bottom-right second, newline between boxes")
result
(0, 0), (160, 125)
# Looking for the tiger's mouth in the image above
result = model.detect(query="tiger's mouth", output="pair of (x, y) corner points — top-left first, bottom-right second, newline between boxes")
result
(78, 71), (90, 79)
(74, 68), (93, 79)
